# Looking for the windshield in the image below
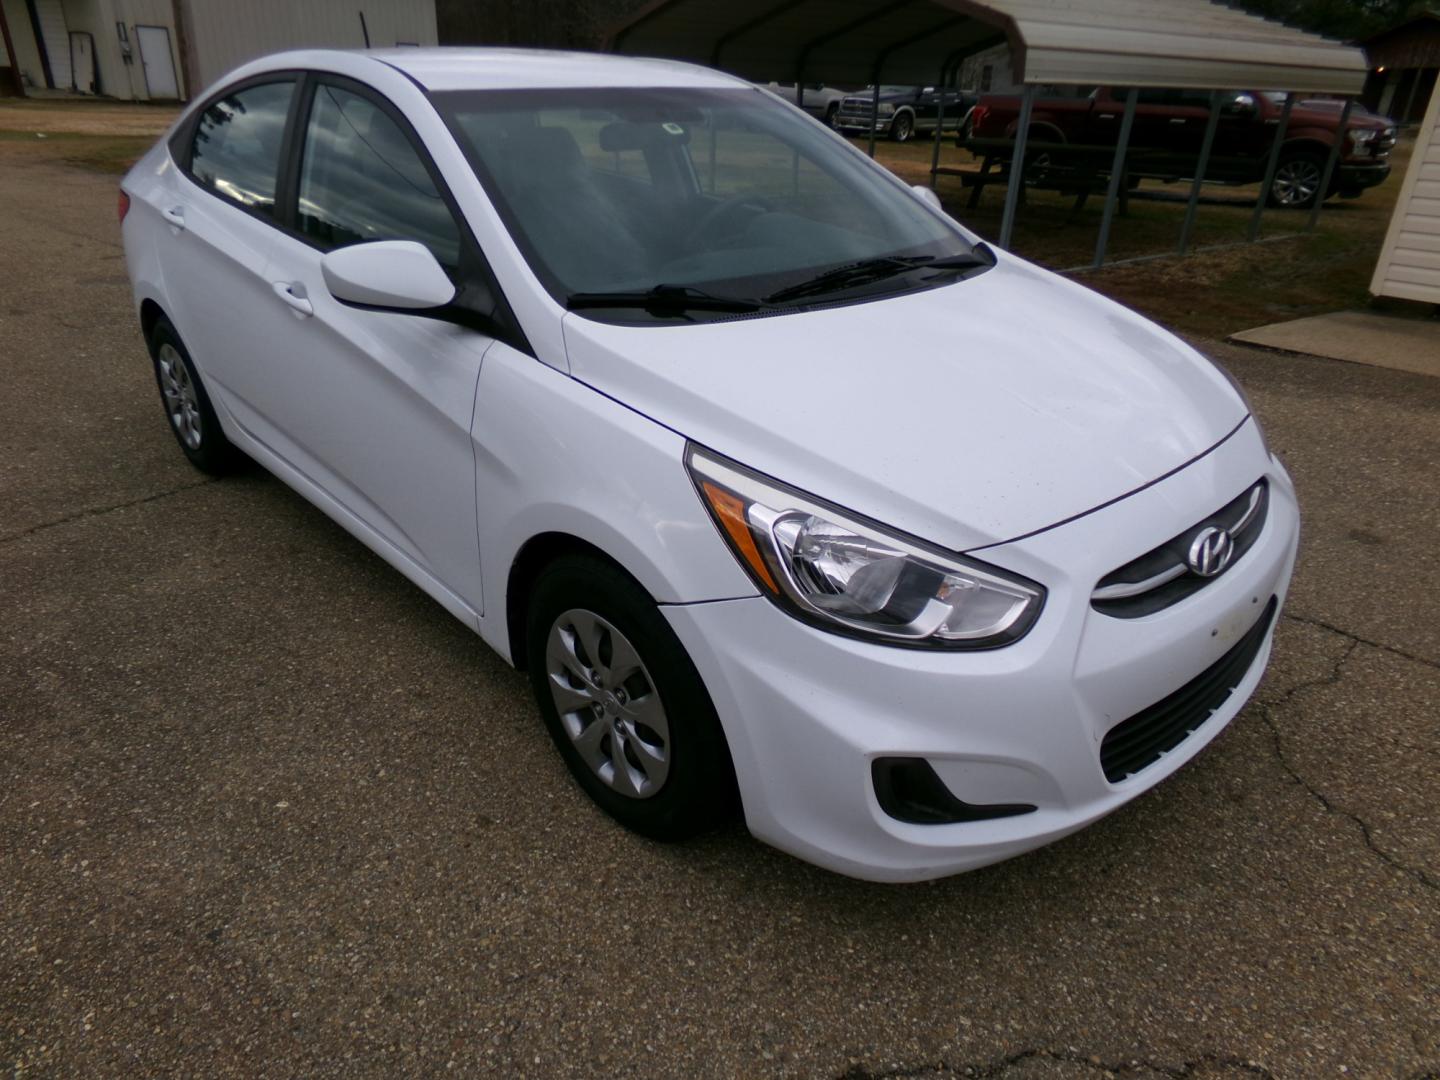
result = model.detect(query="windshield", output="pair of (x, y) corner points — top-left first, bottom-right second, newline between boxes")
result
(432, 86), (978, 320)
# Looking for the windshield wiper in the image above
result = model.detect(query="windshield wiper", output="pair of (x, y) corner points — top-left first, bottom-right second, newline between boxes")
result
(763, 246), (995, 304)
(566, 284), (773, 315)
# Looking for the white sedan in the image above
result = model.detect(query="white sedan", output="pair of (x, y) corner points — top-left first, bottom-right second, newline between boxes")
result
(120, 47), (1297, 882)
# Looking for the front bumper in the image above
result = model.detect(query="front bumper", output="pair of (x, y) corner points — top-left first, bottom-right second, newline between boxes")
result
(663, 421), (1298, 882)
(836, 113), (893, 134)
(1337, 161), (1391, 195)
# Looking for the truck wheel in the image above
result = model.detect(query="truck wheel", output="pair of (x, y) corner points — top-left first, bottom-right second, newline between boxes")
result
(1269, 149), (1326, 209)
(825, 102), (840, 128)
(956, 114), (973, 148)
(891, 112), (914, 142)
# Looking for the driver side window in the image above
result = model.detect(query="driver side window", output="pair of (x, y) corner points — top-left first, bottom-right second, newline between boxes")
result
(296, 82), (462, 269)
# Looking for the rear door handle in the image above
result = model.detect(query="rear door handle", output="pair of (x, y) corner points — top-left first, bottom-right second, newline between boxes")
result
(161, 206), (185, 229)
(272, 281), (313, 317)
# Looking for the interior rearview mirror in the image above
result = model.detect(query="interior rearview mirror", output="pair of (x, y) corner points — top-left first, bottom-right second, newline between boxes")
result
(321, 241), (456, 312)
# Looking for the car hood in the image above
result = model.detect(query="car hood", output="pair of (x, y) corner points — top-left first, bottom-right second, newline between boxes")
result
(560, 253), (1249, 552)
(1292, 102), (1392, 131)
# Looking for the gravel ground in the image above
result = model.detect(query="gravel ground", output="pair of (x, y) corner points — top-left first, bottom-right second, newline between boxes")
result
(1, 136), (1437, 1079)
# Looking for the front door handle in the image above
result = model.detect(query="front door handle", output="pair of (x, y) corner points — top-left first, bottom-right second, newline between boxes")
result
(161, 206), (185, 229)
(272, 281), (313, 317)
(1168, 117), (1188, 125)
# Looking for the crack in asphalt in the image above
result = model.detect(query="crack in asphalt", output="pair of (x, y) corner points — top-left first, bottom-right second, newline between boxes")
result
(1260, 636), (1439, 894)
(838, 1048), (1276, 1078)
(1281, 611), (1440, 672)
(0, 479), (217, 547)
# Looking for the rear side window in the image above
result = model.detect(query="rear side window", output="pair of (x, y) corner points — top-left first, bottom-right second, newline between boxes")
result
(189, 80), (295, 216)
(296, 83), (461, 269)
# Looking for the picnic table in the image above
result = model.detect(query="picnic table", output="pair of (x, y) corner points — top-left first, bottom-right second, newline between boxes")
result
(936, 137), (1202, 215)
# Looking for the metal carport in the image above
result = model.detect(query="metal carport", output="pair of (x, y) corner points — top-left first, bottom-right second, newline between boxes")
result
(607, 0), (1370, 265)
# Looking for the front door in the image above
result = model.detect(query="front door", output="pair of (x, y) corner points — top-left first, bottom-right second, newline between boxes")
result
(254, 77), (490, 611)
(136, 25), (178, 99)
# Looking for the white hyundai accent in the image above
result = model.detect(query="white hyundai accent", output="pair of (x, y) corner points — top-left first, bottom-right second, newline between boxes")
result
(120, 48), (1298, 882)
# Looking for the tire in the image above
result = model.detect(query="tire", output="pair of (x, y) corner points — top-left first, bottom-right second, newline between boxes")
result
(1268, 148), (1326, 209)
(890, 111), (914, 142)
(955, 114), (973, 148)
(525, 554), (737, 840)
(1018, 126), (1062, 185)
(825, 101), (840, 129)
(146, 317), (243, 475)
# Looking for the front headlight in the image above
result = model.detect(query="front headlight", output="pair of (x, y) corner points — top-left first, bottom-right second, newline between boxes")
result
(687, 446), (1044, 649)
(1351, 129), (1378, 145)
(877, 103), (896, 116)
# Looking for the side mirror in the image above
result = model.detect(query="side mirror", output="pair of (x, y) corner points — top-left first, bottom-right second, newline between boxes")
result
(321, 240), (455, 312)
(911, 184), (943, 211)
(1223, 92), (1257, 118)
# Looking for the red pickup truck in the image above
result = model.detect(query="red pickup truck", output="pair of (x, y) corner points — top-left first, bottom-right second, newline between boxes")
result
(966, 88), (1397, 208)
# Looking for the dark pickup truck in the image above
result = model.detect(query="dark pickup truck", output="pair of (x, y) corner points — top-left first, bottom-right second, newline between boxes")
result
(835, 85), (975, 143)
(967, 87), (1397, 208)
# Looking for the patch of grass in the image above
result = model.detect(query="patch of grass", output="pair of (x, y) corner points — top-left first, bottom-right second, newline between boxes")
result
(0, 129), (152, 174)
(864, 132), (1411, 337)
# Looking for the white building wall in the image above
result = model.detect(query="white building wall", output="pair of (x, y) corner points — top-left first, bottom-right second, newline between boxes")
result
(32, 0), (73, 87)
(1371, 80), (1440, 303)
(1, 0), (47, 89)
(184, 0), (437, 95)
(959, 44), (1014, 94)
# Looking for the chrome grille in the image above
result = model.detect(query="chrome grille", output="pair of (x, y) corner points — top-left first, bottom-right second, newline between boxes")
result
(1092, 479), (1269, 619)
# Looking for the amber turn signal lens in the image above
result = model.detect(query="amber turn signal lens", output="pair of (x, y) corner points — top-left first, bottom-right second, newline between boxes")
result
(700, 481), (779, 594)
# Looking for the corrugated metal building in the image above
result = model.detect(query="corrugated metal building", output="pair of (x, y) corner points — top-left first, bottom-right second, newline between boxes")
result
(1371, 79), (1440, 304)
(0, 0), (436, 100)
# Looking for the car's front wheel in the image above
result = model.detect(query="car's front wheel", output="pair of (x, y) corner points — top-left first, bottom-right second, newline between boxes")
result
(1269, 148), (1326, 209)
(525, 554), (737, 840)
(146, 317), (242, 475)
(891, 111), (914, 142)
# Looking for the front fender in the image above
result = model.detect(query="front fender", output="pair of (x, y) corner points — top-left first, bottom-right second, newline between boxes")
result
(473, 343), (757, 662)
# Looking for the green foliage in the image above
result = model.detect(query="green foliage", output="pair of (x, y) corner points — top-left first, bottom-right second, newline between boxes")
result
(1219, 0), (1434, 42)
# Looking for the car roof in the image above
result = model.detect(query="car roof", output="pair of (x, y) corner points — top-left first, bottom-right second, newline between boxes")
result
(365, 47), (749, 92)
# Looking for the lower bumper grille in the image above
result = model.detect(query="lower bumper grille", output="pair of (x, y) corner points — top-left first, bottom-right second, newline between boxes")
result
(1100, 597), (1278, 783)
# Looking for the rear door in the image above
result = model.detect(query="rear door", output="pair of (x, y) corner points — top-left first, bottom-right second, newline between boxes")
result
(1090, 88), (1172, 151)
(253, 76), (493, 612)
(156, 76), (298, 418)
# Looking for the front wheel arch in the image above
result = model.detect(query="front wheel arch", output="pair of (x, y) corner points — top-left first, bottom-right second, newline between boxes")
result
(506, 532), (647, 673)
(139, 297), (167, 341)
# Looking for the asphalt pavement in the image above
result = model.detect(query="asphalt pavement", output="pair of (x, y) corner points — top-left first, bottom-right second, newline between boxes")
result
(2, 142), (1437, 1079)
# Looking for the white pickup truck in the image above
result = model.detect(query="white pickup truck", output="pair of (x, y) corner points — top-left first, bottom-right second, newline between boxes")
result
(765, 82), (848, 126)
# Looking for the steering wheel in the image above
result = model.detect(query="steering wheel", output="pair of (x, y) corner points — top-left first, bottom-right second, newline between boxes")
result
(686, 193), (776, 247)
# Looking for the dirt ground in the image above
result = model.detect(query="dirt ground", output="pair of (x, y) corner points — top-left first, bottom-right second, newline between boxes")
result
(0, 98), (180, 136)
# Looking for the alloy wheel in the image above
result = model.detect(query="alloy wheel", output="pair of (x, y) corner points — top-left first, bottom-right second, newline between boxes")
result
(157, 343), (202, 450)
(1272, 158), (1322, 207)
(544, 609), (670, 799)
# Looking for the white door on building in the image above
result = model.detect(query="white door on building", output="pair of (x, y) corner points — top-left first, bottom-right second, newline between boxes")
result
(136, 25), (178, 99)
(69, 32), (95, 94)
(33, 0), (72, 90)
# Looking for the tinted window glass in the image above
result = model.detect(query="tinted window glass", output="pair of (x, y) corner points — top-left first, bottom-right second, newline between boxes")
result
(297, 83), (461, 268)
(190, 80), (295, 215)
